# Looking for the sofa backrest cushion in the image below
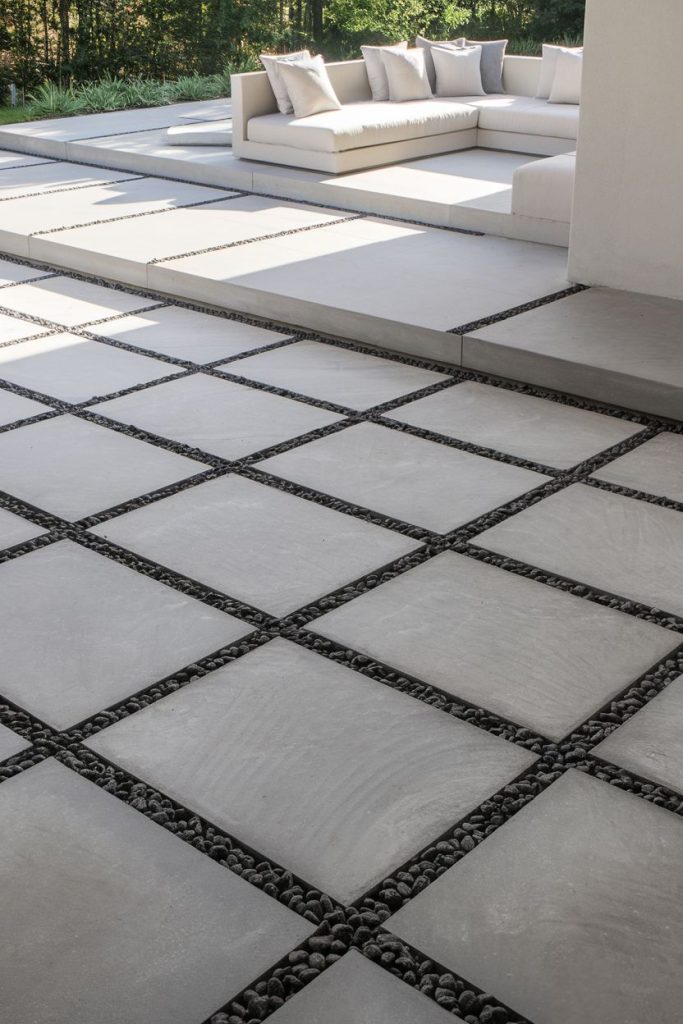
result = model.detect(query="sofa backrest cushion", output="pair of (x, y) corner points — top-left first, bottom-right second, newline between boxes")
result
(277, 55), (342, 117)
(536, 44), (583, 99)
(260, 50), (310, 114)
(415, 35), (463, 90)
(361, 42), (408, 101)
(463, 39), (508, 94)
(548, 49), (583, 104)
(381, 47), (433, 102)
(432, 45), (485, 97)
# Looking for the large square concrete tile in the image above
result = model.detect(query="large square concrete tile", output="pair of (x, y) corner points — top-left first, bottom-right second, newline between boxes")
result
(310, 551), (675, 740)
(390, 770), (683, 1024)
(0, 333), (175, 403)
(594, 675), (683, 793)
(90, 474), (418, 616)
(0, 387), (51, 426)
(95, 373), (341, 460)
(0, 541), (250, 729)
(0, 312), (49, 345)
(153, 221), (569, 354)
(592, 432), (683, 501)
(36, 195), (354, 281)
(389, 380), (642, 469)
(257, 422), (548, 532)
(91, 304), (289, 363)
(0, 759), (314, 1024)
(0, 506), (47, 550)
(463, 287), (683, 419)
(0, 723), (29, 762)
(227, 341), (448, 410)
(86, 639), (533, 903)
(0, 415), (206, 520)
(0, 177), (229, 251)
(476, 483), (683, 616)
(268, 950), (454, 1023)
(0, 275), (160, 327)
(0, 256), (52, 286)
(0, 161), (138, 201)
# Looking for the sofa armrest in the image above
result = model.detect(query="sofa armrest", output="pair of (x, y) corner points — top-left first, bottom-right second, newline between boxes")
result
(231, 71), (278, 152)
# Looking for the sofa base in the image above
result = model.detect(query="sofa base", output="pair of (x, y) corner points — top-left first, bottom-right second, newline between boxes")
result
(234, 128), (478, 173)
(477, 129), (576, 156)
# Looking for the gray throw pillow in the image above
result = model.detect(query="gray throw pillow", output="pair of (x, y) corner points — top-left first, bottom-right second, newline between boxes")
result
(464, 38), (508, 94)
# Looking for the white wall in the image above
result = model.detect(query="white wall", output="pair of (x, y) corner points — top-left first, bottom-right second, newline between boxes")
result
(568, 0), (683, 300)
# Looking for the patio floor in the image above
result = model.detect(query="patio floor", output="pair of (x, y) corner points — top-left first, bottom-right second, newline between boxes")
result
(0, 142), (682, 416)
(0, 101), (568, 244)
(0, 264), (682, 1024)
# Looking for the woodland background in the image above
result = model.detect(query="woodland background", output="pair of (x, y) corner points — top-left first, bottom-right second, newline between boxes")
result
(1, 0), (585, 96)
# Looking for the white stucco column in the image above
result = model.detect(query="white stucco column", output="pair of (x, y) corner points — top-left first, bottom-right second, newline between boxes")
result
(568, 0), (683, 300)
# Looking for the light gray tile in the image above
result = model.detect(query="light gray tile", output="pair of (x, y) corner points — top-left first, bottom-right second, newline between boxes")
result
(0, 153), (54, 170)
(90, 475), (417, 617)
(95, 373), (340, 460)
(268, 950), (454, 1023)
(0, 759), (313, 1024)
(0, 275), (159, 326)
(258, 422), (548, 532)
(0, 333), (174, 402)
(0, 161), (137, 201)
(0, 507), (46, 550)
(310, 551), (675, 740)
(41, 195), (352, 266)
(227, 341), (449, 411)
(0, 178), (227, 242)
(463, 287), (683, 420)
(0, 257), (52, 286)
(389, 380), (642, 470)
(91, 304), (289, 362)
(594, 675), (683, 793)
(0, 312), (48, 344)
(0, 415), (206, 520)
(593, 432), (683, 502)
(0, 388), (51, 426)
(0, 723), (29, 762)
(86, 639), (532, 903)
(0, 541), (250, 729)
(390, 770), (683, 1024)
(476, 483), (683, 617)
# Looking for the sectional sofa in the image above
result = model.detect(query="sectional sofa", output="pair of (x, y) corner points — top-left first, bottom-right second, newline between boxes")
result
(231, 55), (579, 174)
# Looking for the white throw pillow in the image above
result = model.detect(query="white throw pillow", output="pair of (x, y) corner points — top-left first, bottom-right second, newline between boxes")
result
(536, 43), (582, 99)
(415, 35), (465, 90)
(361, 42), (408, 101)
(380, 47), (432, 102)
(276, 54), (342, 118)
(548, 48), (582, 104)
(432, 44), (484, 97)
(260, 50), (310, 114)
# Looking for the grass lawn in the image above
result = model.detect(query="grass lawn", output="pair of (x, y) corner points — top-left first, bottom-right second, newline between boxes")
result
(0, 107), (32, 125)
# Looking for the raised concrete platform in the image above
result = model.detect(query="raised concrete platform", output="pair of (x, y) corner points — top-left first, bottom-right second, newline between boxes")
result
(0, 146), (680, 418)
(0, 104), (568, 245)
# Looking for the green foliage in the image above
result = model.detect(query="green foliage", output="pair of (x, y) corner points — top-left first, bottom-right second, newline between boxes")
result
(1, 0), (585, 102)
(17, 69), (231, 121)
(25, 81), (86, 117)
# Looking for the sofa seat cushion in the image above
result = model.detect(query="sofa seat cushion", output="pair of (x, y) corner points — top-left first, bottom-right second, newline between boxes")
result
(462, 95), (579, 139)
(247, 99), (478, 153)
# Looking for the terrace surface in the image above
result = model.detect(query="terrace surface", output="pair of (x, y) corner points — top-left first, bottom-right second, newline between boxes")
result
(0, 262), (682, 1024)
(0, 131), (682, 417)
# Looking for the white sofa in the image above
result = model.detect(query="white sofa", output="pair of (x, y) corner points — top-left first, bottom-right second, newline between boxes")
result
(231, 55), (579, 173)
